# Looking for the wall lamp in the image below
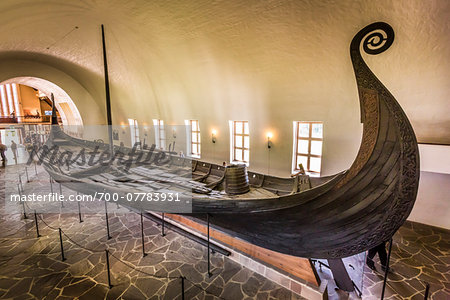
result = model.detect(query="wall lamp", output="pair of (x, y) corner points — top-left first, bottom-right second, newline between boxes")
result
(211, 129), (217, 143)
(172, 127), (177, 138)
(267, 132), (273, 149)
(143, 126), (148, 136)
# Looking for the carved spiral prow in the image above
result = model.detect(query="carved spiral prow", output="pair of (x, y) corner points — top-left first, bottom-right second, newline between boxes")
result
(350, 22), (396, 126)
(351, 22), (395, 55)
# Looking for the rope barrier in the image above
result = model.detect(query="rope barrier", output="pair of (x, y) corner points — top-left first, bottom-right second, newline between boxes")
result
(14, 176), (234, 299)
(37, 214), (60, 231)
(108, 252), (226, 299)
(61, 230), (104, 253)
(34, 209), (225, 298)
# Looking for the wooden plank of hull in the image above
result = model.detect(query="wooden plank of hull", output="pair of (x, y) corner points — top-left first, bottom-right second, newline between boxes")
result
(165, 213), (320, 286)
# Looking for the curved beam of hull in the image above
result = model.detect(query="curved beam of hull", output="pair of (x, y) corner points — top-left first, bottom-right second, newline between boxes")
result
(193, 22), (420, 258)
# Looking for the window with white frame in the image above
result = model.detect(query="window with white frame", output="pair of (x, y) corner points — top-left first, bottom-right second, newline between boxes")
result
(185, 120), (201, 158)
(153, 119), (165, 150)
(230, 120), (250, 164)
(0, 83), (21, 121)
(292, 121), (323, 175)
(128, 119), (140, 147)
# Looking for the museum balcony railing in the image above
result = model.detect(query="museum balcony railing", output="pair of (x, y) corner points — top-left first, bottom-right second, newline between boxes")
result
(0, 115), (53, 124)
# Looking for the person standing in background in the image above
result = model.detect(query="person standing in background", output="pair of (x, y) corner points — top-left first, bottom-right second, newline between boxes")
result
(0, 143), (7, 166)
(11, 140), (17, 162)
(366, 241), (388, 272)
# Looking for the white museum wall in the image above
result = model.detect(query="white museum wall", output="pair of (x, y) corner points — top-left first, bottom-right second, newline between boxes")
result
(408, 171), (450, 229)
(0, 0), (448, 228)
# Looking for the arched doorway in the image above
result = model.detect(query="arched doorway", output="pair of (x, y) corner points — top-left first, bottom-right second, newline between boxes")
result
(0, 77), (83, 164)
(0, 77), (83, 127)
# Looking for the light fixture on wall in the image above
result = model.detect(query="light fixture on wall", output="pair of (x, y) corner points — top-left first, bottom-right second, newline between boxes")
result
(267, 132), (273, 149)
(172, 127), (176, 138)
(143, 125), (148, 136)
(266, 132), (273, 174)
(211, 129), (217, 143)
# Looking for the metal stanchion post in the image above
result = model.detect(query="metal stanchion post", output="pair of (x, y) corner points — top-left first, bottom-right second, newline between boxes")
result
(105, 201), (112, 239)
(105, 249), (113, 288)
(207, 213), (212, 278)
(161, 213), (165, 237)
(19, 184), (27, 219)
(381, 239), (393, 299)
(34, 210), (40, 238)
(34, 162), (38, 175)
(78, 201), (83, 223)
(25, 167), (30, 182)
(19, 174), (23, 192)
(59, 183), (64, 208)
(180, 276), (185, 300)
(59, 228), (66, 261)
(141, 212), (147, 257)
(424, 282), (430, 299)
(50, 176), (53, 194)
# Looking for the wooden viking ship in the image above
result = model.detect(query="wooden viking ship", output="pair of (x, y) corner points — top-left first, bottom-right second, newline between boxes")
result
(41, 22), (419, 259)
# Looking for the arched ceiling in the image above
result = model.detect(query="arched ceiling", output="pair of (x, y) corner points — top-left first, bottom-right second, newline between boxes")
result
(0, 0), (449, 145)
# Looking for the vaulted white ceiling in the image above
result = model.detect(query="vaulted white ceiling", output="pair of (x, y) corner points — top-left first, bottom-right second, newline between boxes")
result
(0, 0), (449, 147)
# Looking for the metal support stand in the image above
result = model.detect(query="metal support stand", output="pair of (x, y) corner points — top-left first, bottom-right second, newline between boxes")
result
(34, 162), (38, 175)
(50, 177), (53, 194)
(311, 259), (330, 271)
(105, 201), (112, 239)
(25, 167), (30, 182)
(381, 239), (393, 299)
(328, 258), (354, 292)
(140, 212), (147, 257)
(59, 228), (66, 261)
(180, 276), (185, 300)
(207, 213), (212, 277)
(352, 281), (362, 297)
(77, 201), (83, 223)
(34, 210), (40, 238)
(161, 213), (166, 236)
(105, 249), (112, 288)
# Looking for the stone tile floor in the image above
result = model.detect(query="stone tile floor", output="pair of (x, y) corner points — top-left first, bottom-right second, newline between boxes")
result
(0, 164), (306, 299)
(1, 164), (449, 299)
(314, 222), (449, 300)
